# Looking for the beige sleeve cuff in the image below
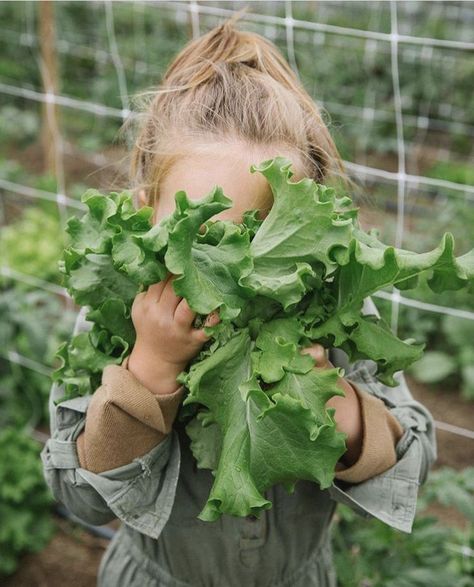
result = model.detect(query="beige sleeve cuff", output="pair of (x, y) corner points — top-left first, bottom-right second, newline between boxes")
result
(76, 357), (185, 474)
(334, 381), (404, 484)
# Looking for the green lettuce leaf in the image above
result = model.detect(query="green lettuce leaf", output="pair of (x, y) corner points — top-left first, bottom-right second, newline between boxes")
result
(179, 329), (346, 520)
(306, 229), (474, 385)
(66, 190), (154, 254)
(67, 253), (139, 308)
(240, 157), (354, 309)
(164, 188), (254, 319)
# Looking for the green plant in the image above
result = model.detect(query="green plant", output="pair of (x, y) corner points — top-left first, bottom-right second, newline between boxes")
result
(375, 279), (474, 401)
(0, 427), (55, 577)
(0, 158), (29, 183)
(408, 314), (474, 400)
(0, 105), (39, 148)
(0, 287), (76, 428)
(417, 466), (474, 521)
(332, 509), (473, 587)
(426, 161), (474, 186)
(52, 156), (474, 521)
(0, 205), (64, 285)
(332, 467), (474, 587)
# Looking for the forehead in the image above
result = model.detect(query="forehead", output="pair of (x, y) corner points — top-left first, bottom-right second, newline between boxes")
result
(154, 141), (305, 223)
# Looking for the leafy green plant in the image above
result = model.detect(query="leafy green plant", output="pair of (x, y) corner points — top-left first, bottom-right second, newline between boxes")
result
(53, 156), (474, 521)
(0, 205), (64, 285)
(426, 161), (474, 186)
(332, 508), (473, 587)
(375, 278), (474, 401)
(0, 427), (55, 577)
(332, 467), (474, 587)
(417, 466), (474, 522)
(0, 158), (29, 183)
(0, 105), (39, 148)
(0, 287), (76, 428)
(408, 314), (474, 400)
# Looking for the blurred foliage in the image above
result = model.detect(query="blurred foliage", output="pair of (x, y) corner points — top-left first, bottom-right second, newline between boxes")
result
(0, 287), (76, 429)
(426, 160), (474, 186)
(0, 205), (64, 284)
(0, 105), (40, 148)
(332, 467), (474, 587)
(417, 467), (474, 521)
(411, 192), (474, 256)
(0, 427), (55, 577)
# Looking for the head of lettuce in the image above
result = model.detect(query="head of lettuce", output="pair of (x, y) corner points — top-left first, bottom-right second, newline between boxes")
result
(53, 156), (474, 521)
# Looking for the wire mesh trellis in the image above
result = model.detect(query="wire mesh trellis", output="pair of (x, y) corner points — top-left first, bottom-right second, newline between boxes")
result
(1, 0), (473, 561)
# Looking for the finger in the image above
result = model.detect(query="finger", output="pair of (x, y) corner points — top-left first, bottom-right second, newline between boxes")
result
(204, 311), (221, 327)
(145, 273), (171, 302)
(158, 274), (182, 315)
(191, 311), (220, 343)
(301, 343), (328, 367)
(192, 326), (213, 344)
(174, 297), (196, 327)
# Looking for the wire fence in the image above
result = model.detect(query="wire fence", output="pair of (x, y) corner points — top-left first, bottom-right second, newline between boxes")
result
(1, 2), (473, 565)
(1, 4), (473, 442)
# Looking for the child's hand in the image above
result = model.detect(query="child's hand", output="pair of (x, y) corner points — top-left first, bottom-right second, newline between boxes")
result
(128, 273), (220, 395)
(301, 343), (363, 467)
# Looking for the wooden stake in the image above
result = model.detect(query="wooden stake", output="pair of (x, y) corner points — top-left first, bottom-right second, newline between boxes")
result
(38, 0), (64, 189)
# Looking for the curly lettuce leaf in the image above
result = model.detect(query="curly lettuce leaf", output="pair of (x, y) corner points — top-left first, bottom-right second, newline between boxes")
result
(66, 190), (154, 254)
(307, 230), (472, 384)
(53, 327), (129, 399)
(111, 231), (167, 286)
(251, 318), (315, 382)
(165, 188), (254, 320)
(239, 157), (355, 309)
(179, 327), (347, 521)
(67, 253), (139, 308)
(85, 299), (135, 346)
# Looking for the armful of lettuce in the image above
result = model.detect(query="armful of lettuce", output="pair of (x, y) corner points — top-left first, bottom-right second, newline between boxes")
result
(53, 156), (474, 521)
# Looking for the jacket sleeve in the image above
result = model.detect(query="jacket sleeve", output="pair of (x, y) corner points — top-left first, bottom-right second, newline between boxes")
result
(76, 355), (184, 473)
(327, 296), (438, 534)
(40, 307), (184, 540)
(333, 382), (405, 483)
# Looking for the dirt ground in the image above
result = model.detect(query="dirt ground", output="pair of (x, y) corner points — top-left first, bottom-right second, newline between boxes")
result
(3, 378), (473, 587)
(1, 516), (108, 587)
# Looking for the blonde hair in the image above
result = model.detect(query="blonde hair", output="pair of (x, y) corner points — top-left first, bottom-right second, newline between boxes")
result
(122, 9), (349, 209)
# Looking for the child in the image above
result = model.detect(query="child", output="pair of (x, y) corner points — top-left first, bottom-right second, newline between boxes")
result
(42, 13), (437, 587)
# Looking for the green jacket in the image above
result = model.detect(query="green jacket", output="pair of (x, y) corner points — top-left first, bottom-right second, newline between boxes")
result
(41, 298), (437, 587)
